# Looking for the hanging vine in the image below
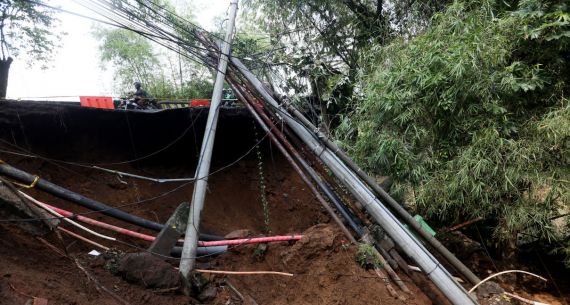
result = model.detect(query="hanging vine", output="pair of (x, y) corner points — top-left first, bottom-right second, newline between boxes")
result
(253, 120), (271, 233)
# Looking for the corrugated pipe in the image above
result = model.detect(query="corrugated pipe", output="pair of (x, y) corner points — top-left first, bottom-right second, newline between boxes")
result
(0, 163), (222, 241)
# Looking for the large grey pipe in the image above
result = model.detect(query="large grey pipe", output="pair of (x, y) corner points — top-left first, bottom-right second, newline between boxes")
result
(171, 245), (227, 257)
(230, 58), (477, 305)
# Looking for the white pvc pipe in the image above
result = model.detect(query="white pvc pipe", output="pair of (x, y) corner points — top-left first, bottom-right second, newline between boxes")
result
(21, 191), (116, 241)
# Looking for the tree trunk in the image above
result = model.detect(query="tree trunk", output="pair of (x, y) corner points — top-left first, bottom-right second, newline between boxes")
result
(0, 57), (13, 99)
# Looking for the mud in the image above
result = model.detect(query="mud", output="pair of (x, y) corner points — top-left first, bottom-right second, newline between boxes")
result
(0, 102), (422, 304)
(0, 102), (568, 305)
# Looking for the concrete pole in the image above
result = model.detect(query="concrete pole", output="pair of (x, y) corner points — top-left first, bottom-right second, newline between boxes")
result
(179, 0), (238, 279)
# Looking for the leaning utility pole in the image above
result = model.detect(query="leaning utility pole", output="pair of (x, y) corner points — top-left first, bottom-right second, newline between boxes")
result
(179, 0), (238, 282)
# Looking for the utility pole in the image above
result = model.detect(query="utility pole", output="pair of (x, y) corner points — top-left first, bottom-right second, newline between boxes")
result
(179, 0), (238, 283)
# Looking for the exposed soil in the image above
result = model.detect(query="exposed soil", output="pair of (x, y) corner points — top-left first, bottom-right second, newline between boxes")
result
(0, 155), (430, 305)
(0, 102), (568, 305)
(210, 224), (431, 305)
(0, 104), (428, 305)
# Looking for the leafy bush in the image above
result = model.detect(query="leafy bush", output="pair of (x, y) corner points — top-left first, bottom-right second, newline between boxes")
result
(355, 244), (382, 269)
(338, 0), (569, 263)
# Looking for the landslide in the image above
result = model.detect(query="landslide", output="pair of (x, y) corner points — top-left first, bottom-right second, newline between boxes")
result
(0, 102), (430, 305)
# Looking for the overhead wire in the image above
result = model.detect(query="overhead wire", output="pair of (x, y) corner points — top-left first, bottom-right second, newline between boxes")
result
(28, 0), (221, 77)
(74, 0), (218, 71)
(13, 0), (307, 256)
(24, 0), (284, 76)
(83, 0), (278, 70)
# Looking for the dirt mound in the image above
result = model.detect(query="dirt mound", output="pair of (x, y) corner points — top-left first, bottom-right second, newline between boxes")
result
(0, 149), (426, 304)
(210, 224), (430, 305)
(281, 224), (338, 270)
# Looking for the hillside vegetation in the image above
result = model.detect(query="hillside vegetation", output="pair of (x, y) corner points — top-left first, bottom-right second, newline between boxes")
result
(247, 0), (569, 265)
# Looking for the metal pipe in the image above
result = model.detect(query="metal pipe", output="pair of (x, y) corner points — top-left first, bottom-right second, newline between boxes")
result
(179, 0), (238, 278)
(233, 81), (363, 237)
(229, 79), (410, 293)
(172, 245), (228, 257)
(230, 58), (477, 305)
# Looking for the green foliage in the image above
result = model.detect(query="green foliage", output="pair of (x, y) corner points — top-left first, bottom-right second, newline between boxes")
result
(0, 0), (62, 65)
(94, 26), (213, 99)
(338, 0), (569, 263)
(94, 28), (159, 92)
(355, 243), (382, 269)
(148, 77), (213, 100)
(243, 0), (448, 128)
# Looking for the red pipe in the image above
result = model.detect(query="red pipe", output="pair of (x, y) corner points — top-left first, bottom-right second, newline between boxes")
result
(46, 203), (155, 241)
(200, 235), (303, 247)
(43, 203), (303, 247)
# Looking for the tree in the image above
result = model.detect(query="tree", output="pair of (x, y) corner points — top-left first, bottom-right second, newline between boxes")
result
(95, 28), (160, 94)
(242, 0), (449, 130)
(0, 0), (61, 98)
(94, 26), (213, 99)
(337, 0), (569, 263)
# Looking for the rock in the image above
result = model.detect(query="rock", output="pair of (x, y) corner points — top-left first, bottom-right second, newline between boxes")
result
(224, 229), (251, 239)
(476, 281), (504, 299)
(253, 243), (268, 261)
(197, 286), (217, 302)
(117, 252), (180, 289)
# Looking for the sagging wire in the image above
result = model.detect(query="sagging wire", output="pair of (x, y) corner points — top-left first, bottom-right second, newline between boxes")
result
(91, 166), (194, 183)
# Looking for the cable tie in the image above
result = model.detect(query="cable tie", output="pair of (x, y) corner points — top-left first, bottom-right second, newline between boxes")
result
(14, 175), (40, 189)
(317, 144), (327, 158)
(425, 262), (441, 276)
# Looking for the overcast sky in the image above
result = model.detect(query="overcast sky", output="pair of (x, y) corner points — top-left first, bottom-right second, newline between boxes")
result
(6, 0), (231, 101)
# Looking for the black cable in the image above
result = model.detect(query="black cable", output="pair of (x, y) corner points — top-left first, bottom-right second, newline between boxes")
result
(76, 0), (215, 68)
(25, 0), (284, 76)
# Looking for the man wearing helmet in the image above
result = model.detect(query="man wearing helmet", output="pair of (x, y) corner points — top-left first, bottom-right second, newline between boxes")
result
(132, 81), (150, 106)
